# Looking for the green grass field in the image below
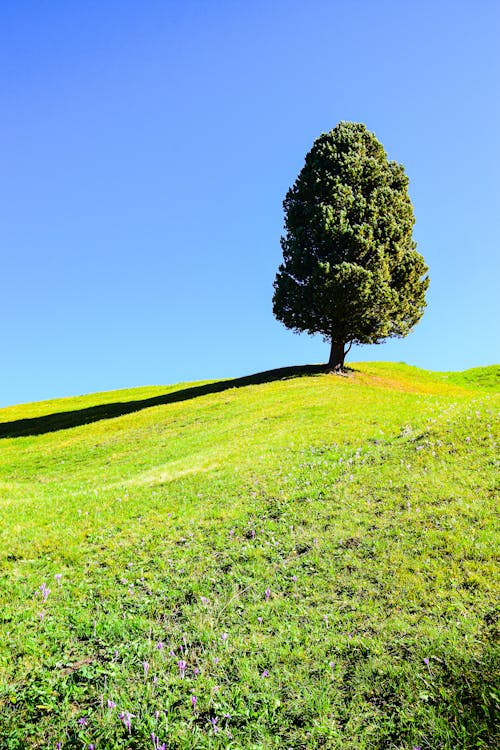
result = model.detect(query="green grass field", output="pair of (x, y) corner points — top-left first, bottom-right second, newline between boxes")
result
(0, 362), (498, 749)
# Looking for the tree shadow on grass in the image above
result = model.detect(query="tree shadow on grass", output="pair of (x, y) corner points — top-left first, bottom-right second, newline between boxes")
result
(0, 364), (336, 439)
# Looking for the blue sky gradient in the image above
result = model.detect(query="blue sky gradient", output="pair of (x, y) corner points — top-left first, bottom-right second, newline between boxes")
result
(2, 0), (499, 406)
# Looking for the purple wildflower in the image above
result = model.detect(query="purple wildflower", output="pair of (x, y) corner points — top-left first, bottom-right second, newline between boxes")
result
(257, 616), (263, 624)
(200, 596), (209, 605)
(119, 711), (134, 734)
(265, 588), (271, 600)
(210, 716), (219, 734)
(193, 667), (199, 676)
(221, 632), (228, 642)
(178, 659), (187, 678)
(157, 641), (164, 650)
(78, 717), (88, 727)
(143, 660), (150, 677)
(151, 733), (167, 750)
(191, 694), (197, 710)
(107, 699), (116, 709)
(54, 573), (62, 584)
(40, 583), (50, 601)
(262, 669), (269, 677)
(292, 575), (297, 582)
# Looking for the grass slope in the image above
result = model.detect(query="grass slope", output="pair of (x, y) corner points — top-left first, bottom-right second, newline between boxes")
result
(0, 363), (498, 749)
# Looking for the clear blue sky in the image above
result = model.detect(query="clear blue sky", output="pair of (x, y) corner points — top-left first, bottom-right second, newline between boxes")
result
(2, 0), (499, 407)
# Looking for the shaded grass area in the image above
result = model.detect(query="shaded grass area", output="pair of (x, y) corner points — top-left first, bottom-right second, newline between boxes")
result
(0, 365), (327, 438)
(0, 363), (498, 748)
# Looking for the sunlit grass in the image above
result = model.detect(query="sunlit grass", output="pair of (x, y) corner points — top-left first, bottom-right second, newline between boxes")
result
(0, 363), (498, 748)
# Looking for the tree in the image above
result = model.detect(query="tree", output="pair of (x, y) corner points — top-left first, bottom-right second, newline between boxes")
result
(272, 122), (429, 369)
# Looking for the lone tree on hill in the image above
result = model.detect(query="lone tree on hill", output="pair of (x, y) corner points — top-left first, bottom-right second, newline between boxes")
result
(272, 122), (429, 369)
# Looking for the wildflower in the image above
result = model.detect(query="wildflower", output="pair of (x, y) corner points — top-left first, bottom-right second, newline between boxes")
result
(210, 716), (219, 734)
(292, 575), (297, 582)
(262, 669), (269, 677)
(221, 632), (228, 642)
(119, 711), (134, 734)
(78, 717), (88, 727)
(265, 588), (271, 600)
(143, 661), (150, 677)
(107, 699), (116, 710)
(191, 694), (197, 709)
(40, 583), (50, 601)
(157, 641), (164, 651)
(257, 616), (263, 624)
(54, 574), (62, 584)
(200, 596), (209, 605)
(193, 667), (199, 676)
(178, 659), (187, 678)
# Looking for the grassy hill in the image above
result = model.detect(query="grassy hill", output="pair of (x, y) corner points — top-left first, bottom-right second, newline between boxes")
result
(0, 362), (498, 749)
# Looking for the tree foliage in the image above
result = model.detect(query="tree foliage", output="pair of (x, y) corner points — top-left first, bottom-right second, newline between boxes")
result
(272, 122), (429, 368)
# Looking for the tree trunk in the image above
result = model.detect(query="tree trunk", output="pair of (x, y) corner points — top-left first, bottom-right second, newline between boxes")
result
(328, 340), (345, 370)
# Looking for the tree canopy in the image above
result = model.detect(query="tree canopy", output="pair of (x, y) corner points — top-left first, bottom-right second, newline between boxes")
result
(272, 122), (429, 368)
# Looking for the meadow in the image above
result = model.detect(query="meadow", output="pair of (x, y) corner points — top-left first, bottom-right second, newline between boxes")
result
(0, 362), (498, 749)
